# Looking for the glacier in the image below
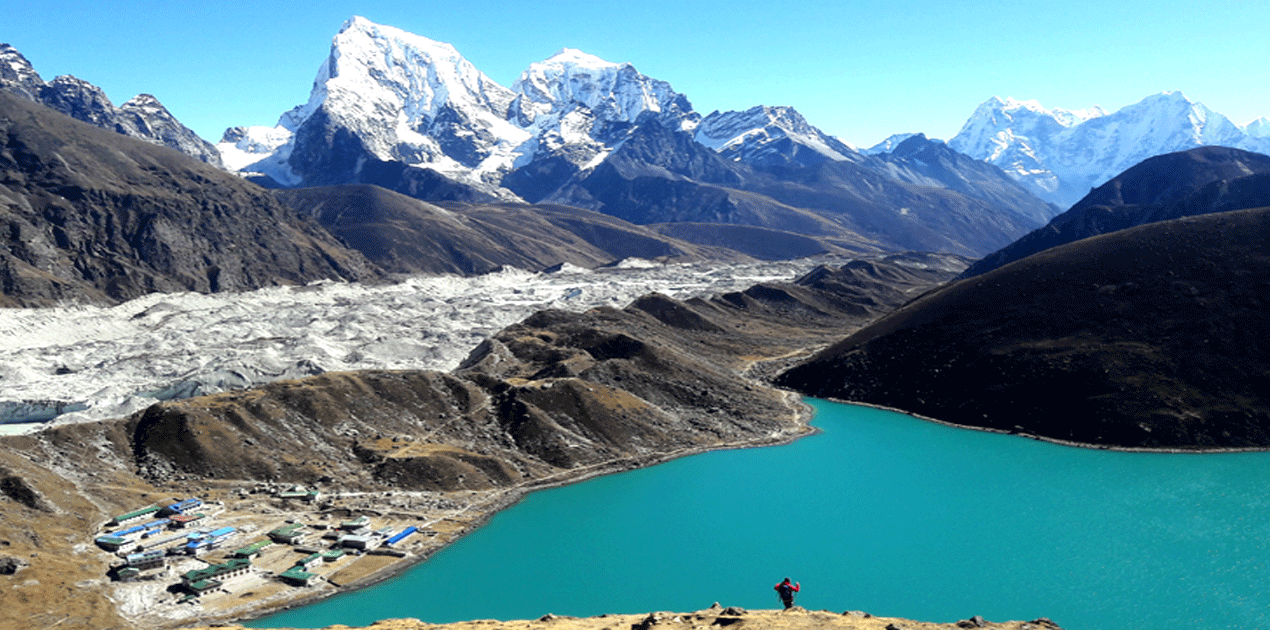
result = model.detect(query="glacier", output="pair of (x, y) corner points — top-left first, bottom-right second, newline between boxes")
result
(0, 259), (829, 433)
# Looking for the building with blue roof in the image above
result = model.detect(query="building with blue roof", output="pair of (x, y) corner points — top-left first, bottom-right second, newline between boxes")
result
(386, 526), (418, 546)
(161, 498), (203, 516)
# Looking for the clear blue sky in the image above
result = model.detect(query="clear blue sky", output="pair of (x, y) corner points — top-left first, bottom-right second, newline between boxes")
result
(4, 0), (1268, 148)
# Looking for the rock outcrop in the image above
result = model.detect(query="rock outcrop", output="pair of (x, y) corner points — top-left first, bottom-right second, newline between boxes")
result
(0, 90), (379, 306)
(0, 43), (222, 167)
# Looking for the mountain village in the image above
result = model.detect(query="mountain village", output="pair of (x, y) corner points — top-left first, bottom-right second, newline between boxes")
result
(86, 482), (494, 623)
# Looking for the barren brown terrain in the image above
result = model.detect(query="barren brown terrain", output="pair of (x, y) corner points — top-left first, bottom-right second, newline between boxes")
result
(0, 255), (965, 630)
(201, 606), (1063, 630)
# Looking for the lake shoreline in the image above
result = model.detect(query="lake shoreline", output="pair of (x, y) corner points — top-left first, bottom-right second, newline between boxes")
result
(233, 391), (820, 628)
(231, 387), (1256, 629)
(817, 396), (1270, 454)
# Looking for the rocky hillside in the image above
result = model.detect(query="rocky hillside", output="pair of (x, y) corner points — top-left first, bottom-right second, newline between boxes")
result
(777, 208), (1270, 449)
(0, 255), (964, 629)
(274, 185), (752, 275)
(963, 146), (1270, 277)
(0, 91), (379, 306)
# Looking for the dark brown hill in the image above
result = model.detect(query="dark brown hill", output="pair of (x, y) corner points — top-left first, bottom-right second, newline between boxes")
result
(777, 207), (1270, 450)
(649, 222), (873, 260)
(542, 121), (1046, 257)
(0, 91), (378, 306)
(964, 146), (1270, 277)
(275, 184), (750, 275)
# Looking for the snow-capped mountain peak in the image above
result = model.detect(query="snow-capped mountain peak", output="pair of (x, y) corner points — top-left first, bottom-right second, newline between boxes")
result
(315, 16), (524, 166)
(220, 16), (528, 191)
(322, 16), (515, 120)
(220, 20), (707, 195)
(217, 17), (871, 198)
(510, 47), (693, 129)
(694, 105), (859, 167)
(1245, 117), (1270, 138)
(0, 43), (44, 100)
(949, 91), (1270, 207)
(951, 96), (1106, 162)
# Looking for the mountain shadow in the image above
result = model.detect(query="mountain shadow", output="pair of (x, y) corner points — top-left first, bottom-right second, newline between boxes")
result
(777, 207), (1270, 450)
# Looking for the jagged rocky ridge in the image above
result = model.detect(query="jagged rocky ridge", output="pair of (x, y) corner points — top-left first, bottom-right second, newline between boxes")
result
(0, 43), (222, 167)
(0, 90), (378, 306)
(694, 105), (860, 168)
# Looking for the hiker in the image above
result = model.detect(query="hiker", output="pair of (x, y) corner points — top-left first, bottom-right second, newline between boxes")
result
(774, 577), (800, 609)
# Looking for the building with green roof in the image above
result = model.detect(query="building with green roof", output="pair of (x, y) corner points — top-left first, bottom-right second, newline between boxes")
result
(268, 523), (308, 544)
(279, 565), (317, 586)
(180, 557), (252, 590)
(233, 539), (275, 558)
(108, 505), (160, 527)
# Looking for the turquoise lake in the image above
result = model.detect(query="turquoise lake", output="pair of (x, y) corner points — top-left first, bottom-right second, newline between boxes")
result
(249, 399), (1270, 629)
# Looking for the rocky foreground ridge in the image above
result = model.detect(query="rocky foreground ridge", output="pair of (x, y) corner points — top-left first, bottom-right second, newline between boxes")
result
(0, 255), (964, 630)
(201, 606), (1063, 630)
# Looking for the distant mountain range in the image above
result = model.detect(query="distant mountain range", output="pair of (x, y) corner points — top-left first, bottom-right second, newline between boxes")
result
(9, 25), (1270, 220)
(5, 16), (1270, 306)
(944, 93), (1270, 207)
(778, 147), (1270, 449)
(209, 17), (1052, 258)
